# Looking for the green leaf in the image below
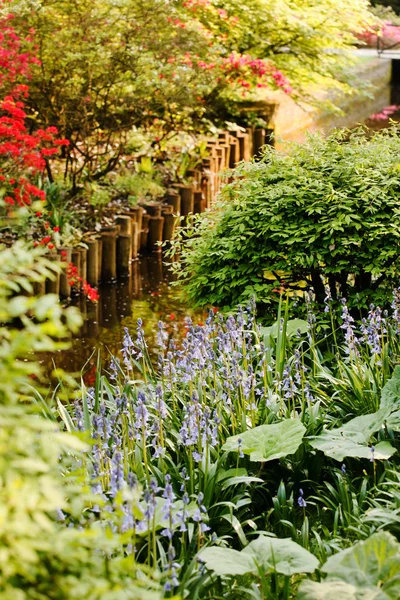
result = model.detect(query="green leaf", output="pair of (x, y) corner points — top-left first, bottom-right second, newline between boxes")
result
(200, 535), (318, 578)
(380, 365), (400, 413)
(321, 532), (400, 599)
(199, 547), (255, 576)
(220, 476), (264, 491)
(260, 318), (308, 340)
(297, 580), (369, 600)
(222, 419), (306, 462)
(243, 535), (319, 575)
(309, 410), (396, 462)
(309, 434), (395, 462)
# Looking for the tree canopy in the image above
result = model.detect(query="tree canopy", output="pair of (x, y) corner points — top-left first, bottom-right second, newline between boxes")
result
(9, 0), (375, 185)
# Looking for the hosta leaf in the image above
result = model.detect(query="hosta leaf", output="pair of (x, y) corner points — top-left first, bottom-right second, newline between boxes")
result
(322, 531), (400, 598)
(199, 547), (255, 576)
(222, 419), (305, 462)
(243, 535), (319, 575)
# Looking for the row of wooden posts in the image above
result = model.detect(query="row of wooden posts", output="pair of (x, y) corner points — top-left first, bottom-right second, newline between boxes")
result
(37, 127), (271, 298)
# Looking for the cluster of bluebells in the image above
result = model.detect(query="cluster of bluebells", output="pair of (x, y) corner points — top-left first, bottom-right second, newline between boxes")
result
(360, 305), (387, 360)
(67, 298), (400, 589)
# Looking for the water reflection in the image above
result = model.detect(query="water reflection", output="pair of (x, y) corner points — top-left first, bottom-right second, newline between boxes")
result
(44, 256), (205, 383)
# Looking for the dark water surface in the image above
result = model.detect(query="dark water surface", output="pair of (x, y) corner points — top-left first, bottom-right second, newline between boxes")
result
(43, 256), (206, 384)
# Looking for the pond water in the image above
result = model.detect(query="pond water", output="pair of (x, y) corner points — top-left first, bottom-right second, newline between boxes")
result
(43, 256), (207, 385)
(49, 86), (400, 381)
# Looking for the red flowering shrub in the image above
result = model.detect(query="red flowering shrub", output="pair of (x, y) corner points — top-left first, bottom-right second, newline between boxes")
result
(357, 21), (400, 48)
(0, 3), (98, 302)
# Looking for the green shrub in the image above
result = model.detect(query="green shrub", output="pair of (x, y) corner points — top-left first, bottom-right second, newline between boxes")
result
(170, 127), (400, 312)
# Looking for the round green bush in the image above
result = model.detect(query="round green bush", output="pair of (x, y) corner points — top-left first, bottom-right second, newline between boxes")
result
(172, 126), (400, 311)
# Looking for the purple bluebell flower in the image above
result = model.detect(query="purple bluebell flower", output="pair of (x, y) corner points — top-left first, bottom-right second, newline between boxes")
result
(298, 488), (307, 508)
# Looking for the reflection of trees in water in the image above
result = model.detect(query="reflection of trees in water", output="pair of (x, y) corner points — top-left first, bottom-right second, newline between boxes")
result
(41, 256), (205, 381)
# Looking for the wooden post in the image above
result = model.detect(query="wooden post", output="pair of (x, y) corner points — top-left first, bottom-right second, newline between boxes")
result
(246, 127), (254, 157)
(45, 267), (60, 295)
(254, 128), (265, 157)
(140, 214), (150, 252)
(148, 216), (164, 252)
(86, 239), (99, 286)
(116, 215), (132, 236)
(79, 247), (87, 284)
(101, 231), (117, 282)
(165, 192), (181, 214)
(177, 185), (194, 216)
(33, 280), (46, 296)
(117, 233), (132, 277)
(140, 201), (162, 217)
(96, 237), (103, 283)
(237, 133), (246, 161)
(71, 249), (81, 291)
(162, 213), (176, 242)
(193, 190), (204, 214)
(59, 247), (72, 299)
(229, 137), (239, 169)
(131, 221), (139, 260)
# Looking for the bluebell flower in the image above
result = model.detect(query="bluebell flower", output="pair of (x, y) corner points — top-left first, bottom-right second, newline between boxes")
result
(298, 488), (307, 508)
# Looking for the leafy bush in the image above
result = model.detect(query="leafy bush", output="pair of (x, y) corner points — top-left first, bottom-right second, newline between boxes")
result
(170, 127), (400, 312)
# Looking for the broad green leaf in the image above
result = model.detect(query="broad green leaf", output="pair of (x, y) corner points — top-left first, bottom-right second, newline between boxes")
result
(199, 547), (255, 576)
(309, 432), (395, 462)
(297, 580), (381, 600)
(309, 407), (396, 462)
(340, 410), (389, 443)
(260, 318), (308, 339)
(386, 410), (400, 431)
(322, 531), (400, 598)
(243, 535), (319, 575)
(200, 535), (318, 578)
(380, 366), (400, 413)
(222, 419), (305, 462)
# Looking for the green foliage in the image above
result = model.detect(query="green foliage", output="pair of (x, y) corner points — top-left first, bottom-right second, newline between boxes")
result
(0, 242), (162, 599)
(49, 296), (400, 598)
(0, 242), (81, 401)
(371, 1), (400, 18)
(170, 127), (400, 311)
(223, 419), (306, 462)
(113, 170), (164, 202)
(10, 0), (376, 185)
(200, 535), (318, 577)
(299, 532), (400, 599)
